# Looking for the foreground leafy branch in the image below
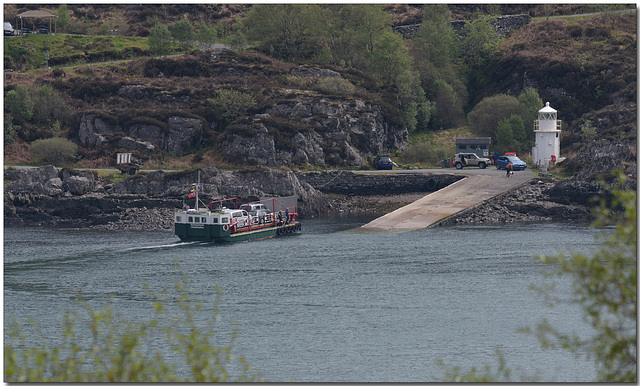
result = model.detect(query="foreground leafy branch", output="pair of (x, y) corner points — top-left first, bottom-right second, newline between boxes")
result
(533, 172), (637, 383)
(4, 274), (264, 382)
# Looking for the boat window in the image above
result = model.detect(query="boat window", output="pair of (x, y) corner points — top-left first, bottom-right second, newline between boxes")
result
(202, 217), (206, 223)
(176, 216), (182, 222)
(188, 216), (193, 222)
(194, 217), (200, 223)
(213, 217), (219, 223)
(222, 217), (229, 223)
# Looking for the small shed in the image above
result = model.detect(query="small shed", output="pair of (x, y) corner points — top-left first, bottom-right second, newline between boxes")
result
(15, 10), (57, 34)
(455, 137), (491, 157)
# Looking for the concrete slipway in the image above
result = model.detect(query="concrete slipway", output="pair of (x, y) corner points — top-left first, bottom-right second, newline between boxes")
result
(361, 168), (534, 231)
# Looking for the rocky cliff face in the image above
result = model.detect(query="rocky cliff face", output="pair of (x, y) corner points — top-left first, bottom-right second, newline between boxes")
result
(78, 113), (204, 155)
(546, 136), (637, 206)
(220, 98), (408, 167)
(69, 50), (408, 168)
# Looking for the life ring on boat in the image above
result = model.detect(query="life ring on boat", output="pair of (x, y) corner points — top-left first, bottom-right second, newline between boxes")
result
(223, 224), (229, 232)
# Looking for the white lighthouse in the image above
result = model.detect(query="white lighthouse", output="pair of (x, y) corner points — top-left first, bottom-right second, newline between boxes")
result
(532, 102), (561, 167)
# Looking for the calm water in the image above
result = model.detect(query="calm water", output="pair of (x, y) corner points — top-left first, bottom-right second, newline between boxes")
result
(4, 217), (604, 382)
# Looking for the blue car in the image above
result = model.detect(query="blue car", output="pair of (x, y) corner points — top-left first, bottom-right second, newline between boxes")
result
(373, 155), (393, 170)
(496, 155), (527, 170)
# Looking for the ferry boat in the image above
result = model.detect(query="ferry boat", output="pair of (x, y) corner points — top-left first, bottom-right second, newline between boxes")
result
(174, 174), (301, 243)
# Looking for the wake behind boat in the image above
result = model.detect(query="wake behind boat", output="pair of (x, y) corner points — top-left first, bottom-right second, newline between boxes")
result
(174, 173), (301, 242)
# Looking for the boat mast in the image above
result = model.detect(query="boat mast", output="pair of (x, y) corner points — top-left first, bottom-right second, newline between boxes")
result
(195, 170), (200, 210)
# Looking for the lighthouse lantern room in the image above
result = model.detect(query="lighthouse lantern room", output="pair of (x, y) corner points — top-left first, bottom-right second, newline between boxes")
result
(532, 102), (561, 167)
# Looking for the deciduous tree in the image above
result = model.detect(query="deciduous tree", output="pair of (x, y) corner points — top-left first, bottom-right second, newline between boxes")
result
(171, 18), (195, 43)
(517, 88), (543, 142)
(148, 24), (171, 56)
(467, 94), (520, 139)
(245, 4), (322, 61)
(57, 4), (70, 33)
(369, 30), (410, 84)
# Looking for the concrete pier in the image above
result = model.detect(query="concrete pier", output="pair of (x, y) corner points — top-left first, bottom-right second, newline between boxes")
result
(361, 169), (534, 231)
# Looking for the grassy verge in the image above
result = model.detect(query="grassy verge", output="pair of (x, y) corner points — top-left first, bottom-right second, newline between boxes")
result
(4, 33), (193, 72)
(397, 127), (475, 168)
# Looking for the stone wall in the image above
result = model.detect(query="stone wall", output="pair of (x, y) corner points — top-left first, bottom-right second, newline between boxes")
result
(393, 14), (531, 37)
(296, 171), (463, 195)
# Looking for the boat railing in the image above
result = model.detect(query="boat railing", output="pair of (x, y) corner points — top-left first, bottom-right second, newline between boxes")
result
(208, 197), (242, 211)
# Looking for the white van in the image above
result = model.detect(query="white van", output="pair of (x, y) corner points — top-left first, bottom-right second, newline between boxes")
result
(229, 209), (250, 228)
(4, 22), (15, 36)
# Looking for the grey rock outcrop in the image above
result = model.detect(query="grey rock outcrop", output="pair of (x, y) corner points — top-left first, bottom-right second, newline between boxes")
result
(78, 113), (115, 147)
(78, 114), (204, 155)
(547, 137), (637, 206)
(221, 97), (408, 167)
(439, 178), (592, 226)
(167, 117), (203, 154)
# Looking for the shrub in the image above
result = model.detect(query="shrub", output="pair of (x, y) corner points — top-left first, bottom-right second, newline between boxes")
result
(32, 84), (73, 127)
(29, 138), (77, 165)
(4, 275), (263, 382)
(316, 77), (356, 96)
(4, 117), (19, 147)
(208, 89), (257, 126)
(4, 86), (33, 123)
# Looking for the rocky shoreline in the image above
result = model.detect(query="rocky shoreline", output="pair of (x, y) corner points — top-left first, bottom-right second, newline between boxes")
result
(5, 165), (613, 232)
(437, 178), (593, 226)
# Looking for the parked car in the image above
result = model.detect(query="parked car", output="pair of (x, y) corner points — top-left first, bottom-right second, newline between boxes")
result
(251, 209), (273, 225)
(496, 155), (527, 170)
(4, 22), (14, 36)
(453, 153), (490, 169)
(38, 26), (49, 34)
(373, 155), (393, 170)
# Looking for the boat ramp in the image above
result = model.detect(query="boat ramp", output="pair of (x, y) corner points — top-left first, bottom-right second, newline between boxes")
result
(361, 169), (534, 231)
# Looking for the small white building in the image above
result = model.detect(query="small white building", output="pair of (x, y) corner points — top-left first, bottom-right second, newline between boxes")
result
(532, 102), (561, 167)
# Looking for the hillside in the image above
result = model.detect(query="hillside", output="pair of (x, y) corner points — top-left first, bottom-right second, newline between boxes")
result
(3, 5), (637, 182)
(4, 4), (618, 36)
(477, 12), (637, 158)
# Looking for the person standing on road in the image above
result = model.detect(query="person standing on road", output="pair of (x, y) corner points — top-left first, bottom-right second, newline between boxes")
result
(506, 162), (513, 177)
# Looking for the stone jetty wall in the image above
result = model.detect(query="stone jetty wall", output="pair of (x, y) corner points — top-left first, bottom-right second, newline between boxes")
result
(296, 171), (463, 195)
